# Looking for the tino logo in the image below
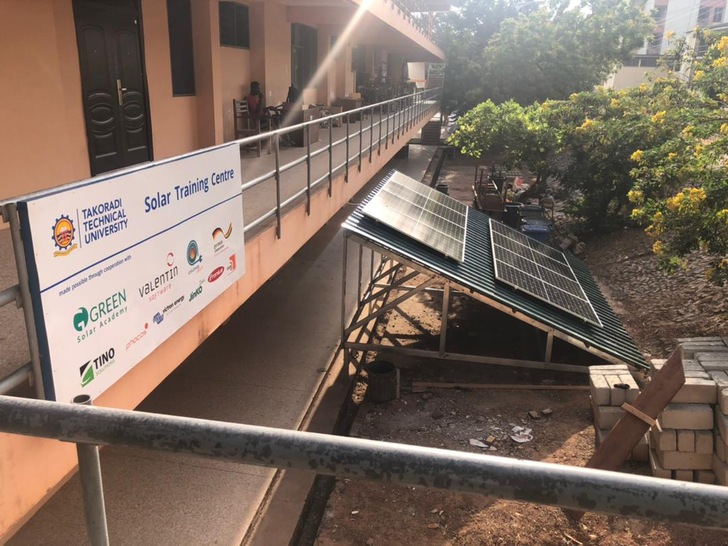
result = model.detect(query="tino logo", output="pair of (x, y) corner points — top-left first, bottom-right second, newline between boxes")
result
(52, 215), (78, 257)
(79, 347), (116, 386)
(187, 240), (202, 265)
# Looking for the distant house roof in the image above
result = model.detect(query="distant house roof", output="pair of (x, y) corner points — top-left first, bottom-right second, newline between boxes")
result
(343, 171), (647, 369)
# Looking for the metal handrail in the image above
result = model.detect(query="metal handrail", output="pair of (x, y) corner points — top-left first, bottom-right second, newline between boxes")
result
(1, 395), (728, 538)
(0, 87), (442, 395)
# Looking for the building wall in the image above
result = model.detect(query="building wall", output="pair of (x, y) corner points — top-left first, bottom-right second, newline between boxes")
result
(605, 66), (660, 90)
(0, 1), (89, 201)
(221, 47), (252, 142)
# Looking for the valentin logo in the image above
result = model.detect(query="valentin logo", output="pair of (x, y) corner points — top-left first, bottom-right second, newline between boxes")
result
(208, 266), (225, 283)
(52, 215), (78, 257)
(187, 240), (202, 266)
(79, 347), (116, 387)
(212, 223), (233, 253)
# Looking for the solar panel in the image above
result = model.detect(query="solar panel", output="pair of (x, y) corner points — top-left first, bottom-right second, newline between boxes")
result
(489, 218), (602, 327)
(362, 172), (467, 262)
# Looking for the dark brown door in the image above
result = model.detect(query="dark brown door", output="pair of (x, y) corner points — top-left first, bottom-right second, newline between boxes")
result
(73, 0), (151, 176)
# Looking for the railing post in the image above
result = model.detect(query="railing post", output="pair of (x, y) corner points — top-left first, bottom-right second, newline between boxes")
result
(5, 203), (44, 399)
(358, 111), (363, 172)
(73, 395), (109, 546)
(385, 102), (390, 150)
(328, 121), (333, 196)
(345, 116), (350, 182)
(274, 133), (282, 238)
(305, 124), (311, 215)
(369, 105), (374, 163)
(378, 103), (382, 156)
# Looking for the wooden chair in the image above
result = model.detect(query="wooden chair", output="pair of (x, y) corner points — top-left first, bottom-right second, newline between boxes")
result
(233, 98), (262, 157)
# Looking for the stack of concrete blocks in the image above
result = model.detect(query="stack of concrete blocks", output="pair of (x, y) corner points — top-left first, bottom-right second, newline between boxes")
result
(648, 338), (728, 483)
(589, 364), (648, 462)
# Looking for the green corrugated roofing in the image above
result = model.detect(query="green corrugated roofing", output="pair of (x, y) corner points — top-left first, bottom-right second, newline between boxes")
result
(343, 171), (647, 369)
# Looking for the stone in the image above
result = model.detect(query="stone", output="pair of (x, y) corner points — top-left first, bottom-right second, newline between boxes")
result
(671, 377), (717, 404)
(657, 450), (712, 470)
(695, 430), (713, 454)
(589, 374), (610, 406)
(649, 449), (671, 479)
(659, 404), (713, 430)
(677, 430), (695, 452)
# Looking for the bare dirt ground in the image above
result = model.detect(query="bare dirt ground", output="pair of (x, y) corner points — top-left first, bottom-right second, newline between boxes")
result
(314, 153), (728, 545)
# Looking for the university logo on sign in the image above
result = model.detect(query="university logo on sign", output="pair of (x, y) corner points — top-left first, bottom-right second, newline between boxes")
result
(51, 215), (78, 257)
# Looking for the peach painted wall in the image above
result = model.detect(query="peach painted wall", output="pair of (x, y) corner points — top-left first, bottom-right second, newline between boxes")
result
(141, 0), (199, 158)
(263, 2), (291, 106)
(192, 0), (224, 147)
(0, 105), (441, 542)
(0, 0), (89, 201)
(221, 47), (252, 142)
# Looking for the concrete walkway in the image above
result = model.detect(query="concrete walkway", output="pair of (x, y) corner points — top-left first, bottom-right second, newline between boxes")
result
(6, 144), (435, 545)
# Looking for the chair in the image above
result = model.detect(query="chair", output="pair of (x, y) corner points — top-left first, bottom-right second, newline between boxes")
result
(233, 99), (262, 157)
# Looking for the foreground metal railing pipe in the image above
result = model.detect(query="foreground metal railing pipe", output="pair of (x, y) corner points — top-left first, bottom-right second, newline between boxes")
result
(2, 395), (728, 530)
(0, 285), (20, 308)
(0, 362), (32, 396)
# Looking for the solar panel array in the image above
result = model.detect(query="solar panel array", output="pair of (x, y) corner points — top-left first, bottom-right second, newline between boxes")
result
(489, 219), (602, 327)
(362, 172), (467, 262)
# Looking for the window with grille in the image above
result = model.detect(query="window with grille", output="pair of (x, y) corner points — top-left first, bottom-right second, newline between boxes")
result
(220, 1), (250, 49)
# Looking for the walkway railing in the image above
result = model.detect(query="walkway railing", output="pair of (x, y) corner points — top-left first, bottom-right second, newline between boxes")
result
(0, 87), (442, 398)
(1, 394), (727, 545)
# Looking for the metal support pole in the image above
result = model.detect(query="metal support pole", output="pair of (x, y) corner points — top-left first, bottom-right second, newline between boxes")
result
(5, 203), (44, 399)
(378, 104), (382, 156)
(341, 233), (349, 349)
(274, 134), (282, 238)
(385, 102), (389, 150)
(345, 119), (350, 182)
(328, 122), (333, 196)
(0, 284), (20, 309)
(3, 395), (728, 529)
(305, 125), (311, 215)
(73, 395), (109, 546)
(0, 362), (32, 395)
(358, 114), (363, 172)
(439, 283), (450, 357)
(357, 245), (363, 303)
(369, 107), (374, 163)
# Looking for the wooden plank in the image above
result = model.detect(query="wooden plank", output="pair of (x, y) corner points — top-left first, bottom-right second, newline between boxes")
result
(410, 381), (589, 391)
(566, 347), (685, 520)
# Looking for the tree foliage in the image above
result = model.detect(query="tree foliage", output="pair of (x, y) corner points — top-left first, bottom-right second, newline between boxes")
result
(448, 33), (728, 284)
(437, 0), (652, 108)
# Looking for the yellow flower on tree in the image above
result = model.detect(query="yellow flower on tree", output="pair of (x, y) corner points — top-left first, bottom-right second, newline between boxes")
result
(693, 70), (705, 81)
(718, 36), (728, 53)
(627, 189), (644, 204)
(579, 119), (594, 130)
(712, 57), (728, 69)
(721, 124), (728, 135)
(652, 240), (665, 255)
(630, 149), (644, 162)
(668, 152), (677, 160)
(610, 98), (620, 108)
(651, 111), (666, 124)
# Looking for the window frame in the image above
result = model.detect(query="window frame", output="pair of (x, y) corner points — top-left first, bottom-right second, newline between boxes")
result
(219, 1), (250, 49)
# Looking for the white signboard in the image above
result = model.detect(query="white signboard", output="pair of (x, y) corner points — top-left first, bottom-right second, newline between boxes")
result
(18, 144), (245, 402)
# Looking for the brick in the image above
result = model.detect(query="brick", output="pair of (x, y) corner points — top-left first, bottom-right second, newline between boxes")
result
(671, 377), (717, 404)
(684, 370), (712, 379)
(649, 449), (671, 479)
(713, 454), (728, 485)
(681, 359), (706, 370)
(720, 388), (728, 415)
(650, 421), (677, 451)
(695, 430), (713, 454)
(678, 336), (724, 343)
(677, 430), (695, 452)
(657, 449), (712, 470)
(715, 408), (728, 443)
(715, 430), (727, 462)
(673, 469), (694, 481)
(659, 404), (713, 430)
(590, 364), (630, 372)
(682, 345), (728, 359)
(696, 351), (728, 361)
(589, 374), (610, 406)
(594, 405), (624, 429)
(605, 374), (627, 406)
(618, 374), (640, 403)
(694, 470), (716, 484)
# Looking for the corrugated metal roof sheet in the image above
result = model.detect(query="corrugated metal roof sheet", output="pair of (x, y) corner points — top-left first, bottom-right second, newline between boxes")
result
(344, 171), (647, 369)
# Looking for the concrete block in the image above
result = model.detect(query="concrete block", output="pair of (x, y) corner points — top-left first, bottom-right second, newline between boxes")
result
(657, 449), (712, 470)
(673, 469), (694, 481)
(715, 408), (728, 443)
(677, 429), (695, 452)
(713, 453), (728, 485)
(709, 371), (728, 388)
(589, 374), (610, 407)
(684, 370), (712, 379)
(715, 430), (727, 462)
(695, 430), (713, 454)
(590, 364), (630, 372)
(672, 377), (717, 404)
(682, 344), (728, 359)
(681, 359), (706, 371)
(618, 374), (640, 403)
(594, 405), (624, 429)
(694, 470), (716, 484)
(649, 421), (677, 451)
(605, 374), (627, 406)
(696, 351), (728, 362)
(659, 404), (713, 430)
(720, 388), (728, 415)
(678, 336), (724, 343)
(649, 449), (671, 479)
